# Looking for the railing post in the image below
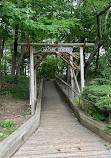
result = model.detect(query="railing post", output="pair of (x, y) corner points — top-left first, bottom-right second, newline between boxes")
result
(30, 46), (35, 115)
(70, 51), (74, 101)
(80, 47), (85, 91)
(34, 69), (37, 105)
(80, 47), (85, 110)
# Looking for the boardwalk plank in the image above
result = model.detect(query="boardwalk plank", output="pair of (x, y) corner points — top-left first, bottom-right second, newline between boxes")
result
(12, 80), (111, 158)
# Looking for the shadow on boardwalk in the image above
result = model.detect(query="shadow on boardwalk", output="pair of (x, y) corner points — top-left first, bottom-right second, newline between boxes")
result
(12, 80), (111, 158)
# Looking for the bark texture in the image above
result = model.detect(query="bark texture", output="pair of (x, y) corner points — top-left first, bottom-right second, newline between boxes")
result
(85, 4), (111, 79)
(0, 38), (2, 90)
(11, 25), (19, 75)
(16, 46), (25, 76)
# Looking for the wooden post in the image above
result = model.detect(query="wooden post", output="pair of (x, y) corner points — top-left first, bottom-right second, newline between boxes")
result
(80, 47), (85, 110)
(29, 77), (31, 106)
(73, 70), (80, 93)
(34, 69), (37, 105)
(29, 60), (31, 106)
(80, 47), (85, 91)
(70, 51), (74, 101)
(30, 46), (35, 115)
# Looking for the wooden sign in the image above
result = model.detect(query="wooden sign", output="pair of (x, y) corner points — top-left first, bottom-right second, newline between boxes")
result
(41, 47), (73, 53)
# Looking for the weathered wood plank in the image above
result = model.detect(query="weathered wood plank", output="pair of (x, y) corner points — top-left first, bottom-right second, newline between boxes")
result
(18, 43), (95, 47)
(12, 80), (111, 158)
(34, 54), (47, 69)
(30, 46), (35, 115)
(80, 47), (85, 90)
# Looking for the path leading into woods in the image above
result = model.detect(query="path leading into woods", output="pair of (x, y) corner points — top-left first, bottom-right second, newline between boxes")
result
(12, 80), (111, 158)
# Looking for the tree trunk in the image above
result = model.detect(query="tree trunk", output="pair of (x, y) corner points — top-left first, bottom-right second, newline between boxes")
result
(0, 38), (2, 91)
(95, 46), (100, 75)
(1, 37), (5, 58)
(16, 46), (25, 76)
(109, 110), (111, 124)
(20, 57), (25, 75)
(84, 4), (111, 79)
(66, 64), (70, 84)
(11, 25), (19, 75)
(85, 40), (100, 79)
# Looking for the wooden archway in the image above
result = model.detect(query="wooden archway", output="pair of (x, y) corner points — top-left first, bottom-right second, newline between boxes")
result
(18, 41), (94, 115)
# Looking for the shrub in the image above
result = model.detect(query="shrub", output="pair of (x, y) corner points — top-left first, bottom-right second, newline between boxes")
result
(93, 78), (111, 85)
(81, 78), (111, 122)
(1, 75), (29, 99)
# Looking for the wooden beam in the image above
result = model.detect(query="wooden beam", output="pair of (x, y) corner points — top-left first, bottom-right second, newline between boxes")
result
(72, 53), (80, 59)
(66, 52), (80, 60)
(58, 53), (76, 70)
(18, 43), (95, 47)
(34, 51), (80, 58)
(34, 69), (37, 105)
(73, 70), (80, 93)
(70, 52), (74, 100)
(62, 53), (80, 70)
(83, 38), (87, 51)
(30, 46), (35, 115)
(34, 54), (48, 69)
(33, 50), (41, 56)
(34, 51), (56, 56)
(80, 47), (85, 91)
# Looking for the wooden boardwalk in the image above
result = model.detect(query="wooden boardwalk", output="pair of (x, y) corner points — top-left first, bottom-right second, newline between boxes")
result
(12, 80), (111, 158)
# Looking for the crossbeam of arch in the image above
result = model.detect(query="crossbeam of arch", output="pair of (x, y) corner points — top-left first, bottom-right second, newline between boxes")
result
(18, 40), (94, 115)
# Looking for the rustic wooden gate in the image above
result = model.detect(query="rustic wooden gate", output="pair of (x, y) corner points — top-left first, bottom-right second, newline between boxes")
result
(18, 41), (94, 115)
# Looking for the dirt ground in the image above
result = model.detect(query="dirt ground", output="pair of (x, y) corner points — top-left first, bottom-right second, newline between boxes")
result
(0, 96), (31, 142)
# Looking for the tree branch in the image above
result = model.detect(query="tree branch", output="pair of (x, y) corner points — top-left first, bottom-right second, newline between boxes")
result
(97, 4), (111, 16)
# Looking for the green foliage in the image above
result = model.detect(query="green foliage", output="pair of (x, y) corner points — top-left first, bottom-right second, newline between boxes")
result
(94, 78), (111, 85)
(0, 120), (16, 128)
(38, 56), (67, 79)
(81, 84), (111, 111)
(74, 97), (82, 109)
(0, 133), (6, 139)
(96, 97), (111, 111)
(0, 120), (17, 139)
(97, 54), (111, 80)
(5, 126), (17, 135)
(20, 111), (27, 117)
(0, 112), (1, 118)
(88, 110), (108, 122)
(104, 124), (111, 133)
(74, 97), (80, 105)
(81, 78), (111, 122)
(1, 75), (29, 99)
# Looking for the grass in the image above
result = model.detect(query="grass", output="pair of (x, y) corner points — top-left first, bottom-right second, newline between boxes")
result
(20, 111), (28, 117)
(1, 75), (29, 99)
(74, 97), (82, 109)
(0, 120), (17, 139)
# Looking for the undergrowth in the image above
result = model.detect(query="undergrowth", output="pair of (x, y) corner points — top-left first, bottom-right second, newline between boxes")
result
(81, 78), (111, 124)
(1, 75), (29, 99)
(0, 120), (17, 140)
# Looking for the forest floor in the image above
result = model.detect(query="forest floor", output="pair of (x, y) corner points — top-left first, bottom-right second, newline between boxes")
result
(0, 75), (41, 142)
(0, 96), (31, 142)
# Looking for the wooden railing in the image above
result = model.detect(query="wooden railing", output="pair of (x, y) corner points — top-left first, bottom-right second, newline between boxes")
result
(55, 76), (95, 113)
(55, 76), (83, 108)
(55, 76), (111, 123)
